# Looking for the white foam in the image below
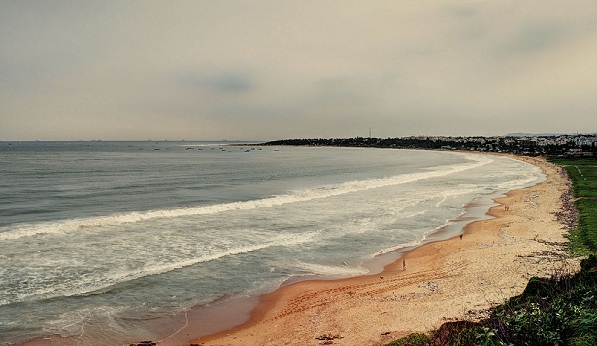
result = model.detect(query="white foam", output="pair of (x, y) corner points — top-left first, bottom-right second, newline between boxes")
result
(290, 261), (369, 277)
(2, 231), (319, 305)
(376, 220), (457, 256)
(435, 195), (448, 207)
(376, 239), (426, 255)
(0, 155), (493, 241)
(42, 305), (130, 338)
(495, 168), (545, 191)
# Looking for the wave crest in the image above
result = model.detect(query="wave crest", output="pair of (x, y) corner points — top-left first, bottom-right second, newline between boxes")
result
(0, 155), (492, 241)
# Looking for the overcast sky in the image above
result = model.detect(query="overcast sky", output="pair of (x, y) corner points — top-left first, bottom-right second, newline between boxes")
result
(1, 1), (596, 141)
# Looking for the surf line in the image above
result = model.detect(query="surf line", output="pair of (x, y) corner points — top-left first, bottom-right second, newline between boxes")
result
(1, 156), (491, 241)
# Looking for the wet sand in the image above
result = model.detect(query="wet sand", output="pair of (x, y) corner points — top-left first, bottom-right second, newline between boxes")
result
(188, 156), (578, 346)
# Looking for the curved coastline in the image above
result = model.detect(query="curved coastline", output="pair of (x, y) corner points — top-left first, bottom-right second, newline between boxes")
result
(181, 155), (577, 346)
(15, 154), (572, 346)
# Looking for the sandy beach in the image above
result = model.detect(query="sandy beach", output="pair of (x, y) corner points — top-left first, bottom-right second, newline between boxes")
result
(189, 156), (579, 346)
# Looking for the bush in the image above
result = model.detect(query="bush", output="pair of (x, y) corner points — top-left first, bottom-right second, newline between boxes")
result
(484, 255), (597, 345)
(385, 332), (431, 346)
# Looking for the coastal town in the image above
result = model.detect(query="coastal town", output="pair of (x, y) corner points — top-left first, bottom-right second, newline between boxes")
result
(264, 133), (597, 158)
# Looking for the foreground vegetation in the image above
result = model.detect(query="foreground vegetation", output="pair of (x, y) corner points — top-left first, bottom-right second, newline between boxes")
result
(387, 157), (597, 346)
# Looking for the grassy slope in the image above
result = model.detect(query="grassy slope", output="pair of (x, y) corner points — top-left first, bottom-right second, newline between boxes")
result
(551, 158), (597, 254)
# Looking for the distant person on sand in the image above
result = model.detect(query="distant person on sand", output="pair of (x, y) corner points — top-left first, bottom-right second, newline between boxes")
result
(402, 258), (406, 270)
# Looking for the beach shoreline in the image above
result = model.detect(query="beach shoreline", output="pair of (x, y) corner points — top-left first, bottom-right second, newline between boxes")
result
(15, 154), (576, 346)
(181, 155), (577, 346)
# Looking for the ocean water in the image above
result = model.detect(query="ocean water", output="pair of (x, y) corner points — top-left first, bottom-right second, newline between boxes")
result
(0, 141), (544, 345)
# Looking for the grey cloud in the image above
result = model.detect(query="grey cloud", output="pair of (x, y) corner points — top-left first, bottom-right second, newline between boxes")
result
(502, 23), (563, 54)
(179, 72), (253, 93)
(1, 1), (596, 140)
(445, 3), (481, 18)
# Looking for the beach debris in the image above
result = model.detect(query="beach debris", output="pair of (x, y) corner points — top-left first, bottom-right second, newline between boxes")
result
(549, 168), (579, 230)
(129, 341), (156, 346)
(517, 249), (570, 262)
(464, 308), (491, 322)
(498, 229), (518, 243)
(315, 333), (343, 344)
(420, 280), (440, 293)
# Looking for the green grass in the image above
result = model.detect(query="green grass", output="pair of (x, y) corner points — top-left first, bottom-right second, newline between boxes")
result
(385, 332), (431, 346)
(576, 198), (597, 253)
(550, 158), (597, 254)
(551, 158), (597, 198)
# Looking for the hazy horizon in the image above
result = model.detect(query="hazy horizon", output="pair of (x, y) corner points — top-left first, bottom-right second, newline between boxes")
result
(1, 132), (596, 143)
(2, 1), (596, 141)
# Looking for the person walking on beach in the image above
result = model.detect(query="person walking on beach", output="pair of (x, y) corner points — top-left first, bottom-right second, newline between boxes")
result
(402, 258), (406, 270)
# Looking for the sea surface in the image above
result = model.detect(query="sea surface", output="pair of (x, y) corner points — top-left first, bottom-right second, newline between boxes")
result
(0, 141), (544, 345)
